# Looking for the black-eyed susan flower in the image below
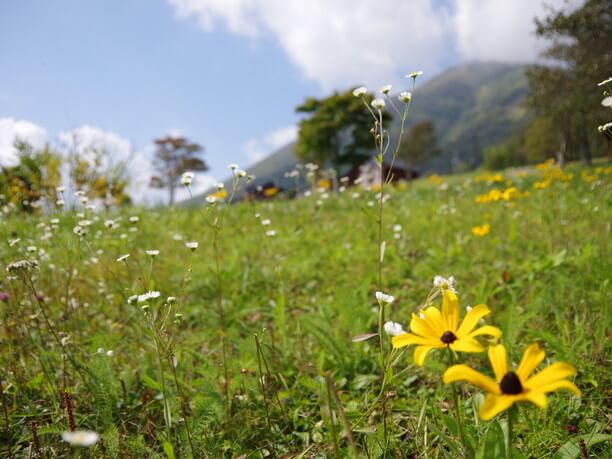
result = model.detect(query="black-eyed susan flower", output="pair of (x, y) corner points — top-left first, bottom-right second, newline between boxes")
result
(391, 289), (501, 365)
(443, 343), (581, 420)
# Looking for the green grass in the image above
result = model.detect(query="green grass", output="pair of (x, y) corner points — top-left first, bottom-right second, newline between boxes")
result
(1, 162), (610, 458)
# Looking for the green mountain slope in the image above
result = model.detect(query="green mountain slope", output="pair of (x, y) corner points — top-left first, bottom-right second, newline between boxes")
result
(184, 61), (530, 206)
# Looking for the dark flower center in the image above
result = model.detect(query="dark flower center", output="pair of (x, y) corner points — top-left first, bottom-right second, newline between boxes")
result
(440, 331), (457, 344)
(500, 371), (523, 395)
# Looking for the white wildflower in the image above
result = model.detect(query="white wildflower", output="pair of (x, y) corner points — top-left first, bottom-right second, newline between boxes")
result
(180, 172), (194, 186)
(185, 241), (198, 251)
(137, 291), (160, 303)
(61, 430), (100, 447)
(383, 321), (405, 336)
(265, 230), (277, 237)
(145, 250), (159, 257)
(116, 254), (130, 262)
(371, 98), (386, 110)
(398, 91), (412, 103)
(406, 70), (423, 79)
(379, 84), (392, 95)
(375, 291), (395, 305)
(353, 86), (367, 97)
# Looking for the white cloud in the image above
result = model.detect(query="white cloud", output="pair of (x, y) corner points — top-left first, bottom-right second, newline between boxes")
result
(0, 118), (48, 167)
(453, 0), (573, 62)
(243, 125), (297, 164)
(167, 0), (453, 91)
(167, 0), (578, 91)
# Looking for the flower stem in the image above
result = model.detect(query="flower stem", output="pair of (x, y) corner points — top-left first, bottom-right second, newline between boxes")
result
(447, 348), (467, 450)
(506, 405), (516, 459)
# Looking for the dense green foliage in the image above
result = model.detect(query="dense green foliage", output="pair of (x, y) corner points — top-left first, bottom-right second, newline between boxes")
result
(398, 119), (441, 168)
(527, 0), (611, 163)
(1, 161), (610, 457)
(295, 89), (392, 170)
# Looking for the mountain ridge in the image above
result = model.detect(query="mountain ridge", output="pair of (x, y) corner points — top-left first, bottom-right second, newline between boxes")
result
(184, 61), (530, 206)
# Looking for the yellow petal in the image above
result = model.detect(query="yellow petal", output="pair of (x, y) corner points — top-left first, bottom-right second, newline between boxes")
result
(392, 332), (439, 349)
(441, 289), (459, 332)
(414, 345), (439, 366)
(443, 364), (499, 394)
(523, 362), (577, 390)
(450, 337), (484, 353)
(531, 380), (581, 397)
(421, 306), (445, 337)
(479, 394), (515, 420)
(467, 325), (502, 339)
(488, 344), (508, 381)
(516, 343), (545, 381)
(409, 312), (441, 341)
(455, 304), (491, 337)
(517, 391), (548, 408)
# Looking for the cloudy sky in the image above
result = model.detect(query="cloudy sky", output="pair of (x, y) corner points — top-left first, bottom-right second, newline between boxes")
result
(0, 0), (573, 203)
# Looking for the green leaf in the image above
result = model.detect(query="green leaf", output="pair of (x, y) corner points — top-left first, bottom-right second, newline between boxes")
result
(163, 441), (175, 459)
(477, 420), (506, 459)
(555, 433), (612, 459)
(141, 374), (162, 391)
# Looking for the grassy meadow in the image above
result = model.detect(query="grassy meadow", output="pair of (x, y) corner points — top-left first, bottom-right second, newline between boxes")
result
(1, 160), (611, 458)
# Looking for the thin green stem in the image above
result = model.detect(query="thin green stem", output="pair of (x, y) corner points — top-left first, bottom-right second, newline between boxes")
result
(447, 348), (467, 450)
(506, 405), (516, 459)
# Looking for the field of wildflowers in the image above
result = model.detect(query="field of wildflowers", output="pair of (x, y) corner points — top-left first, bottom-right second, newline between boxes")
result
(1, 151), (610, 457)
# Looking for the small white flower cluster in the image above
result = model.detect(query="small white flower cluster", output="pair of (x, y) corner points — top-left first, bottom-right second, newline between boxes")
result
(353, 71), (422, 106)
(185, 241), (198, 251)
(228, 163), (247, 178)
(6, 259), (39, 273)
(145, 249), (159, 257)
(392, 224), (402, 239)
(137, 290), (161, 303)
(96, 347), (114, 357)
(433, 275), (457, 293)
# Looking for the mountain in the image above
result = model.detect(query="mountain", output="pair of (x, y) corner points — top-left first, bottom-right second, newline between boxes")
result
(183, 61), (530, 206)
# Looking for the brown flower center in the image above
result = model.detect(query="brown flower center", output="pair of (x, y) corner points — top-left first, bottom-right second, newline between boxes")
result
(500, 371), (523, 395)
(440, 331), (457, 344)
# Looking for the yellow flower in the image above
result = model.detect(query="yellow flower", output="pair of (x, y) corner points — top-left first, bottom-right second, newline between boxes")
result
(392, 289), (501, 365)
(471, 224), (490, 237)
(443, 343), (581, 420)
(263, 187), (278, 197)
(208, 189), (228, 200)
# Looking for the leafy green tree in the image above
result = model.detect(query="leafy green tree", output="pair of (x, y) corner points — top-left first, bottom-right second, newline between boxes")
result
(149, 136), (207, 205)
(68, 146), (132, 207)
(0, 142), (62, 212)
(295, 88), (392, 170)
(527, 0), (611, 164)
(398, 119), (441, 168)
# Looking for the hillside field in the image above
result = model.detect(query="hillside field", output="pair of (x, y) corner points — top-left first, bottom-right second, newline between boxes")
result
(1, 161), (611, 458)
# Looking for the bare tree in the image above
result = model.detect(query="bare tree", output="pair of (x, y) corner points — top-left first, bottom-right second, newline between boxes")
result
(149, 136), (207, 205)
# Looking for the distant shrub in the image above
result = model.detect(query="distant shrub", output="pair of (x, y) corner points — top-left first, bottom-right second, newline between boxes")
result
(483, 137), (527, 170)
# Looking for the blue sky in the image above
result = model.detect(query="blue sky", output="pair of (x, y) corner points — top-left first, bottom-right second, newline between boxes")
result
(0, 0), (571, 202)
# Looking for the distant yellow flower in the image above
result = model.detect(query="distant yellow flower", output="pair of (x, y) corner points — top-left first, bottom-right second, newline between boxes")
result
(316, 179), (331, 190)
(392, 289), (501, 365)
(444, 343), (580, 420)
(263, 187), (278, 197)
(471, 224), (491, 237)
(208, 189), (228, 200)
